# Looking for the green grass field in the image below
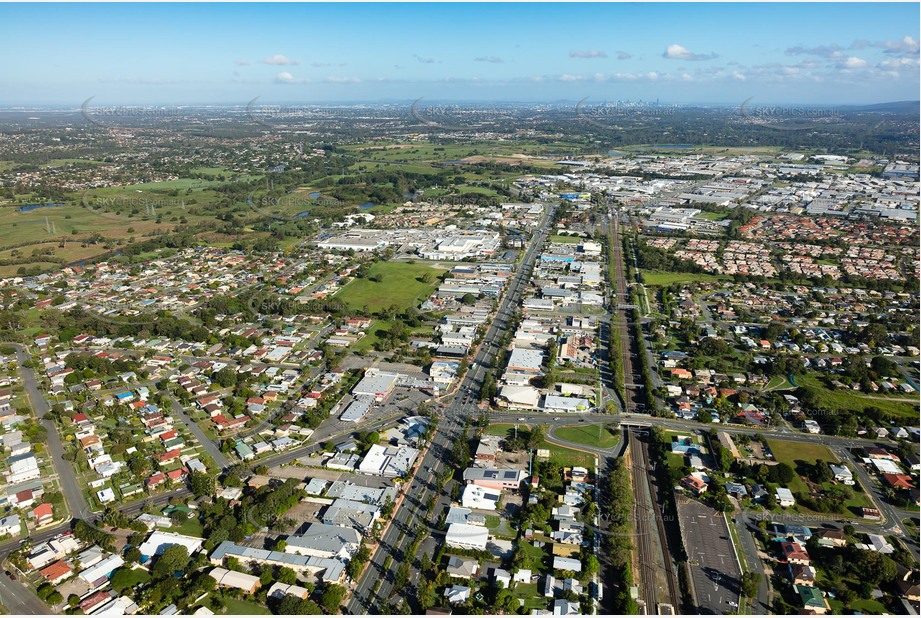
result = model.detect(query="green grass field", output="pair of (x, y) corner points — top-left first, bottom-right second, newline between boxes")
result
(641, 271), (728, 286)
(539, 438), (596, 469)
(764, 375), (796, 391)
(767, 439), (839, 466)
(549, 235), (584, 244)
(111, 567), (151, 589)
(694, 211), (729, 221)
(553, 424), (619, 449)
(797, 375), (919, 420)
(484, 423), (517, 437)
(335, 261), (446, 312)
(218, 598), (270, 615)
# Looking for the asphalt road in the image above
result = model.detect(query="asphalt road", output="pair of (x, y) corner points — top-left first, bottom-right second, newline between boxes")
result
(8, 344), (91, 521)
(166, 392), (230, 470)
(0, 569), (50, 615)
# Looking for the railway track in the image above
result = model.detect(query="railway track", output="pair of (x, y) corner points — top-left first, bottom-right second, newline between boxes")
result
(609, 216), (643, 412)
(628, 430), (682, 613)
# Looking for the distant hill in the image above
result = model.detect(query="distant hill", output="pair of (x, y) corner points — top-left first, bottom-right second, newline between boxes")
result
(843, 101), (920, 114)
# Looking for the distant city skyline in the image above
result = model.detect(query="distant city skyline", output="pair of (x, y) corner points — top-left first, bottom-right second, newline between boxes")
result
(1, 3), (918, 106)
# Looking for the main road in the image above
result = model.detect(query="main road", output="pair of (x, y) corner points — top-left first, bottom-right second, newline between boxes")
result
(346, 203), (557, 614)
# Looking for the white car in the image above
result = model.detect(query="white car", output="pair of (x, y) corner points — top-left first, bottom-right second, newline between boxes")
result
(517, 417), (526, 421)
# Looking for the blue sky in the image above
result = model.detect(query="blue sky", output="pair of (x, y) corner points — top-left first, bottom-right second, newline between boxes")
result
(1, 3), (918, 106)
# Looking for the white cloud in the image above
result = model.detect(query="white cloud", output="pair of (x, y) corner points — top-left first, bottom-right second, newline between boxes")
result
(234, 59), (250, 66)
(616, 51), (631, 60)
(261, 54), (298, 66)
(275, 72), (297, 83)
(324, 76), (361, 83)
(413, 54), (437, 64)
(474, 56), (504, 64)
(878, 56), (920, 70)
(838, 56), (867, 69)
(570, 50), (607, 59)
(663, 44), (717, 61)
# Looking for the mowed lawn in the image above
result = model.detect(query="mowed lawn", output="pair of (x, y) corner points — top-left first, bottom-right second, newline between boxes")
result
(641, 271), (728, 286)
(553, 424), (619, 449)
(218, 598), (270, 615)
(767, 439), (839, 466)
(549, 235), (583, 244)
(335, 261), (447, 312)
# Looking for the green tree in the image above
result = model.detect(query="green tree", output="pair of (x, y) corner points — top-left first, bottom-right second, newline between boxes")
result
(153, 544), (190, 578)
(741, 572), (761, 598)
(188, 471), (215, 497)
(110, 567), (137, 593)
(319, 584), (347, 613)
(277, 567), (298, 585)
(124, 547), (142, 564)
(213, 367), (237, 387)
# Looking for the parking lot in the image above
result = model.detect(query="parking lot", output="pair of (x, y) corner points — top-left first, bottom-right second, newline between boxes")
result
(676, 496), (742, 614)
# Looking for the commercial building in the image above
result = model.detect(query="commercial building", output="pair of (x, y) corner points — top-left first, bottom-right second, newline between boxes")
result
(322, 499), (380, 531)
(352, 370), (400, 402)
(358, 444), (419, 478)
(543, 394), (591, 413)
(284, 523), (361, 560)
(340, 395), (374, 423)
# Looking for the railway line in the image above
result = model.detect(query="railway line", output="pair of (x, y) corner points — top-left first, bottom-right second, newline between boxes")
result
(609, 214), (644, 412)
(628, 429), (682, 613)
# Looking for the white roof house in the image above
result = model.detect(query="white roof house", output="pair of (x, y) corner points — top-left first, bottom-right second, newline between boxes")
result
(268, 582), (313, 600)
(79, 554), (125, 586)
(553, 599), (581, 615)
(461, 484), (501, 511)
(446, 523), (489, 551)
(552, 557), (582, 573)
(139, 532), (204, 559)
(0, 514), (20, 536)
(445, 585), (472, 604)
(776, 487), (796, 507)
(209, 567), (261, 593)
